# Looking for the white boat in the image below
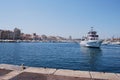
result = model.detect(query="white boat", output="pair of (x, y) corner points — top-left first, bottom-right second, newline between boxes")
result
(111, 42), (120, 45)
(102, 41), (110, 45)
(80, 27), (103, 48)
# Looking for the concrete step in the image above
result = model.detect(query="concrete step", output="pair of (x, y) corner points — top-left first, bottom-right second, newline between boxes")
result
(0, 71), (22, 80)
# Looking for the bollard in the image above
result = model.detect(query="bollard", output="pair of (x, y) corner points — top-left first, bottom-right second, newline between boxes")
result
(21, 63), (26, 70)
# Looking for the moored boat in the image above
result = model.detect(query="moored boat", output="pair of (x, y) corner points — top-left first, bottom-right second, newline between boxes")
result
(80, 27), (103, 48)
(111, 41), (120, 45)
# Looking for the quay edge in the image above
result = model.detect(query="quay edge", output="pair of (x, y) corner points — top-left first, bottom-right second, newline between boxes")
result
(0, 64), (120, 80)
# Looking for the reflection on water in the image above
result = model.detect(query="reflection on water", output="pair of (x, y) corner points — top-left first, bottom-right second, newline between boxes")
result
(80, 47), (102, 54)
(80, 47), (102, 71)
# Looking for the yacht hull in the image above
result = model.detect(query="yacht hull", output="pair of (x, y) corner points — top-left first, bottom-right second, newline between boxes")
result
(80, 40), (103, 48)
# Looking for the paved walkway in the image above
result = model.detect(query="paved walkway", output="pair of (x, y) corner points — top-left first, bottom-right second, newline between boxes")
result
(0, 64), (120, 80)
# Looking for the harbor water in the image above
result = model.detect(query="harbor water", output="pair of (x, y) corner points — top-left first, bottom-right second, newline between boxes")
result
(0, 43), (120, 73)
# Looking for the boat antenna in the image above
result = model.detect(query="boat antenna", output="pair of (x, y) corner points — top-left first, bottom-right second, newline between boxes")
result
(91, 27), (93, 31)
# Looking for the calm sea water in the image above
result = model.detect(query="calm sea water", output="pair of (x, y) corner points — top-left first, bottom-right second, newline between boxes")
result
(0, 43), (120, 73)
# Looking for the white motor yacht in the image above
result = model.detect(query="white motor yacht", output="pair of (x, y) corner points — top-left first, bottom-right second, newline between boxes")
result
(80, 27), (103, 48)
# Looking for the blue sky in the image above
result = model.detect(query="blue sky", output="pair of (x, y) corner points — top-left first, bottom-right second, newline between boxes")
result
(0, 0), (120, 38)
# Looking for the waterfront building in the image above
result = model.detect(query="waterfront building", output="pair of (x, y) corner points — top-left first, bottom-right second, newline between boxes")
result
(69, 36), (72, 40)
(14, 28), (21, 40)
(56, 36), (66, 40)
(32, 33), (37, 40)
(0, 28), (67, 42)
(0, 30), (3, 39)
(7, 30), (14, 40)
(41, 35), (48, 40)
(32, 33), (41, 40)
(21, 33), (32, 40)
(0, 30), (14, 40)
(47, 36), (57, 42)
